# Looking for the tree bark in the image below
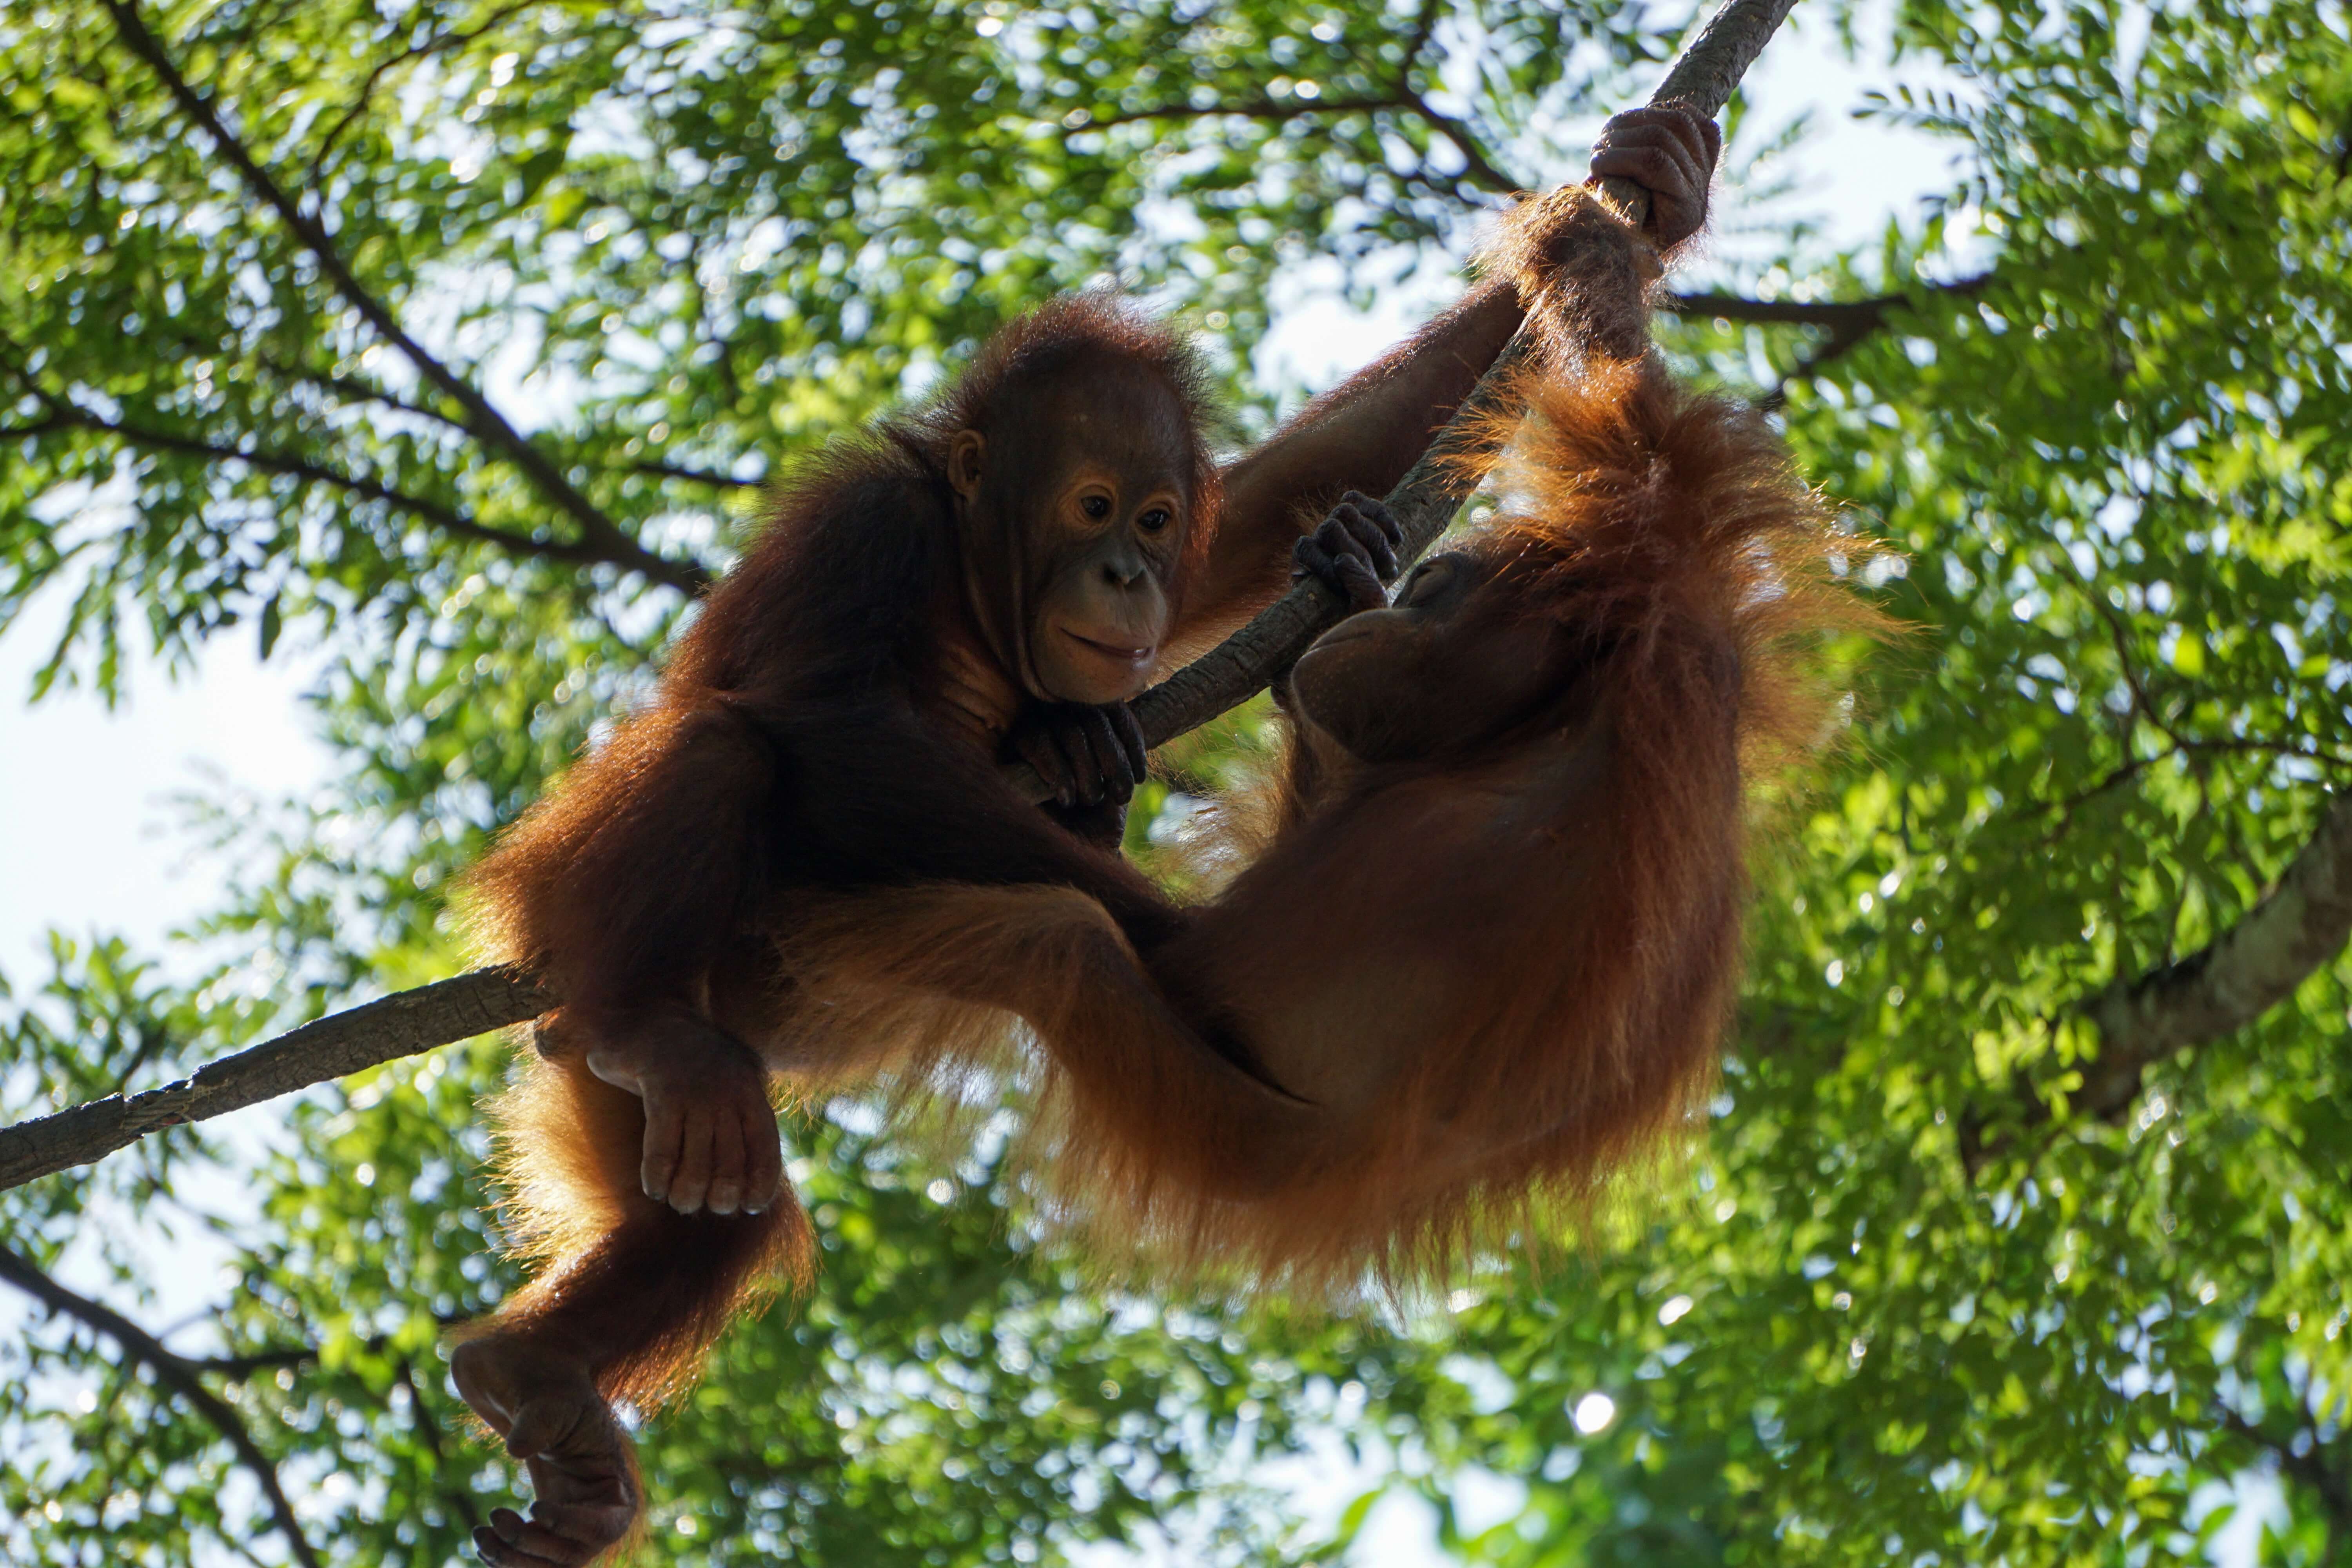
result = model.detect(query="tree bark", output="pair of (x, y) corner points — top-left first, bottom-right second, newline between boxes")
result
(0, 970), (552, 1190)
(1954, 791), (2352, 1175)
(2076, 790), (2352, 1120)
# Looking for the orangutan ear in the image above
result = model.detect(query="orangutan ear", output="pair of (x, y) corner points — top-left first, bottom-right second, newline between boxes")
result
(947, 430), (986, 501)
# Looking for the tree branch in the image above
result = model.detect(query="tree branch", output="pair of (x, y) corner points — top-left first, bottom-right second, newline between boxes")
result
(1962, 790), (2352, 1174)
(1069, 0), (1524, 194)
(0, 1243), (325, 1568)
(1661, 275), (1997, 409)
(45, 403), (652, 575)
(0, 969), (552, 1190)
(261, 358), (470, 432)
(1666, 289), (1923, 329)
(303, 0), (537, 188)
(98, 0), (709, 596)
(1074, 95), (1405, 132)
(2077, 791), (2352, 1120)
(0, 0), (1802, 1190)
(2216, 1406), (2352, 1535)
(634, 457), (765, 489)
(1372, 0), (1523, 194)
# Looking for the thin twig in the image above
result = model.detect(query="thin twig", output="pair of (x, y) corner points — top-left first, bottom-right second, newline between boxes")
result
(1075, 95), (1403, 132)
(635, 458), (764, 489)
(44, 401), (634, 572)
(1069, 0), (1521, 192)
(98, 0), (709, 595)
(305, 0), (537, 188)
(0, 1243), (325, 1568)
(398, 1356), (486, 1530)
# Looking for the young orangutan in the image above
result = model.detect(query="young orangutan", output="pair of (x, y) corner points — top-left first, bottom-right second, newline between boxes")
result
(775, 333), (1885, 1289)
(451, 106), (1724, 1568)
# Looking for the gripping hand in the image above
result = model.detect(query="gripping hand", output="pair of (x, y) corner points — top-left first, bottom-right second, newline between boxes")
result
(1291, 490), (1404, 614)
(1587, 103), (1721, 252)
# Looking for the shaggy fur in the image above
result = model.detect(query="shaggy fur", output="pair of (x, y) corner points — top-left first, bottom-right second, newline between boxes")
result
(766, 350), (1888, 1297)
(454, 267), (1575, 1420)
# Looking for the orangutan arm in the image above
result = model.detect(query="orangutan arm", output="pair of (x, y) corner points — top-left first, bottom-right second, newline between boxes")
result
(1182, 103), (1720, 646)
(1185, 283), (1526, 644)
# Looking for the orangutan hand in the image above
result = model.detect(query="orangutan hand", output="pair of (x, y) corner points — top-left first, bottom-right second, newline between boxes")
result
(1588, 102), (1722, 251)
(1292, 490), (1404, 613)
(582, 1012), (782, 1216)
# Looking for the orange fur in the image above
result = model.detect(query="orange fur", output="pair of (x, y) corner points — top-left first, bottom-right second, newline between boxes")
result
(454, 1053), (812, 1412)
(448, 283), (1550, 1445)
(768, 353), (1889, 1298)
(1478, 183), (1666, 363)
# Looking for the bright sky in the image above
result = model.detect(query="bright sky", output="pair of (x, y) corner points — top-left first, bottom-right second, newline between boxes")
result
(0, 4), (2281, 1560)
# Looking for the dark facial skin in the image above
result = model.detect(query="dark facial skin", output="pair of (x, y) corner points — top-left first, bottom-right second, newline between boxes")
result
(947, 369), (1194, 707)
(1290, 551), (1566, 764)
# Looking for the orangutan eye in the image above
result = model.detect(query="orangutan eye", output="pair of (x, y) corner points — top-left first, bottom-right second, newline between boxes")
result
(1081, 494), (1112, 521)
(1137, 507), (1171, 532)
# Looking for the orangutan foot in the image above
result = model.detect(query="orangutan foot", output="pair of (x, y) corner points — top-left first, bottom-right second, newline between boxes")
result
(450, 1334), (640, 1567)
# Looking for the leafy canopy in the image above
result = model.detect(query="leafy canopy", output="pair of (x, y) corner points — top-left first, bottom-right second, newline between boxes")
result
(4, 0), (2350, 1564)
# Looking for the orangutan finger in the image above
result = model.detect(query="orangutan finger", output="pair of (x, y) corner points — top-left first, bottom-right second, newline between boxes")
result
(1045, 724), (1087, 809)
(639, 1098), (683, 1204)
(1640, 100), (1722, 165)
(704, 1106), (746, 1216)
(666, 1110), (715, 1213)
(1343, 490), (1404, 554)
(743, 1109), (785, 1215)
(1592, 138), (1700, 200)
(1076, 708), (1133, 803)
(531, 1499), (639, 1561)
(485, 1505), (611, 1567)
(482, 1508), (575, 1564)
(1322, 512), (1386, 590)
(1056, 713), (1102, 807)
(503, 1397), (586, 1462)
(1592, 116), (1712, 237)
(1332, 549), (1386, 612)
(1293, 533), (1339, 595)
(475, 1521), (568, 1567)
(1334, 499), (1400, 578)
(1014, 723), (1078, 808)
(1108, 703), (1147, 788)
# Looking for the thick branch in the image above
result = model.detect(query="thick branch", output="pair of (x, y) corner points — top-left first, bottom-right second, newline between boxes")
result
(98, 0), (709, 596)
(1961, 790), (2352, 1174)
(0, 969), (552, 1191)
(0, 0), (1801, 1189)
(0, 1243), (325, 1568)
(2076, 790), (2352, 1120)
